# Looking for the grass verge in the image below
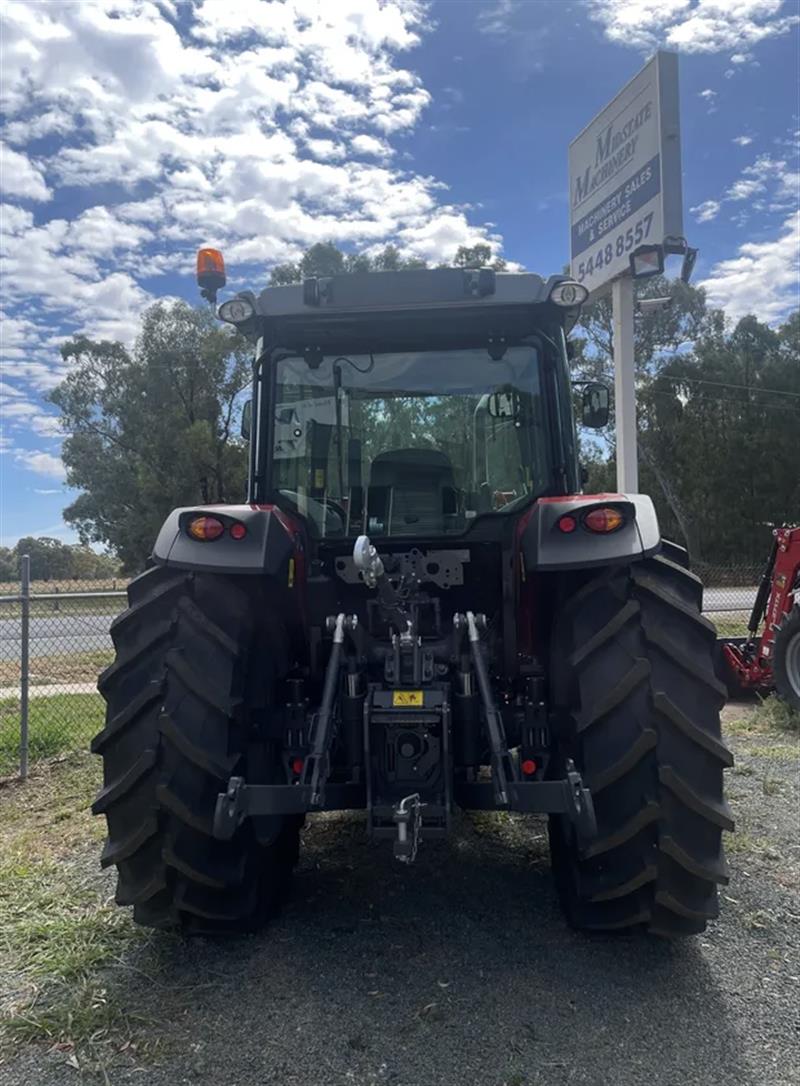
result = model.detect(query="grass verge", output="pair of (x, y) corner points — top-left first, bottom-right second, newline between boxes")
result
(0, 751), (154, 1070)
(0, 649), (113, 688)
(724, 694), (800, 738)
(0, 694), (105, 777)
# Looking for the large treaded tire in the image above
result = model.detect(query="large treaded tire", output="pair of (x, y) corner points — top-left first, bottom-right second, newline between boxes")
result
(773, 603), (800, 711)
(92, 566), (300, 933)
(549, 553), (734, 937)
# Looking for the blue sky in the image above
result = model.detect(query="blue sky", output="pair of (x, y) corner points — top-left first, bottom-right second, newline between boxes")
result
(1, 0), (798, 549)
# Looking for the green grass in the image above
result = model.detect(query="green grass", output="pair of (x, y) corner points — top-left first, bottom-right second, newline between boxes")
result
(0, 752), (154, 1068)
(752, 694), (800, 734)
(0, 648), (113, 689)
(742, 742), (799, 761)
(0, 596), (127, 619)
(712, 615), (751, 637)
(0, 694), (104, 777)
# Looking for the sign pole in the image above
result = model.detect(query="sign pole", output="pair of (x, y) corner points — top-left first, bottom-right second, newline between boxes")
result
(612, 275), (638, 493)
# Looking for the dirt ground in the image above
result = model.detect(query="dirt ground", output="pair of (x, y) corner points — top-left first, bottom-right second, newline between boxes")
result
(0, 700), (798, 1086)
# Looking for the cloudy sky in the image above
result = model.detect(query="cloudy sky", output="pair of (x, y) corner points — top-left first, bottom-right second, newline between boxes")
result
(1, 0), (798, 547)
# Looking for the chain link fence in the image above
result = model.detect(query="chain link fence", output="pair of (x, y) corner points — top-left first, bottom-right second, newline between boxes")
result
(694, 561), (763, 639)
(0, 554), (763, 779)
(0, 555), (128, 778)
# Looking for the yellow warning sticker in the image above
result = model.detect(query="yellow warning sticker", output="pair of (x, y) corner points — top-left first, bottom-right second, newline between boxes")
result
(393, 690), (423, 707)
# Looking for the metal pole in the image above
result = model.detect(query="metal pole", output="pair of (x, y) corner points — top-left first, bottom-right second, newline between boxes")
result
(612, 275), (638, 493)
(19, 554), (30, 780)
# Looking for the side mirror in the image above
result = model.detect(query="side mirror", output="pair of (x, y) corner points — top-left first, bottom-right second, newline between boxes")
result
(581, 383), (610, 429)
(241, 399), (252, 440)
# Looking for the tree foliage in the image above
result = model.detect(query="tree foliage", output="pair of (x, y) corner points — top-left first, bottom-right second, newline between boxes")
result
(0, 537), (120, 583)
(269, 240), (504, 284)
(571, 279), (800, 564)
(50, 301), (250, 572)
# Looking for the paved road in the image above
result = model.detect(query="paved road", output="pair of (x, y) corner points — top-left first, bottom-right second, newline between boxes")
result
(0, 613), (116, 660)
(0, 586), (757, 666)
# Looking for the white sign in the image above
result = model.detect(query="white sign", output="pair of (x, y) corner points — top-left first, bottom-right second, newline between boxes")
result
(569, 51), (683, 298)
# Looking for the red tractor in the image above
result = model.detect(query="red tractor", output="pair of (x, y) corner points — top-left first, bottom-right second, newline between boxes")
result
(720, 526), (800, 708)
(92, 253), (732, 938)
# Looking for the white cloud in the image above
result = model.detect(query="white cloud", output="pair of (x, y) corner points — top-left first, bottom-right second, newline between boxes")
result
(698, 88), (717, 99)
(589, 0), (799, 53)
(692, 153), (798, 227)
(33, 488), (62, 495)
(304, 138), (346, 162)
(733, 135), (754, 146)
(0, 0), (512, 468)
(29, 415), (64, 438)
(700, 210), (800, 323)
(476, 0), (517, 35)
(13, 449), (66, 480)
(0, 143), (52, 201)
(691, 199), (722, 222)
(351, 134), (394, 159)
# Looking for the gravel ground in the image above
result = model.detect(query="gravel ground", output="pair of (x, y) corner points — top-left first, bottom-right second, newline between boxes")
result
(2, 702), (798, 1086)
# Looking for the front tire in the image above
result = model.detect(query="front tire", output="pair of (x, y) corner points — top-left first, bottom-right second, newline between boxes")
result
(773, 604), (800, 711)
(92, 567), (299, 932)
(549, 553), (733, 936)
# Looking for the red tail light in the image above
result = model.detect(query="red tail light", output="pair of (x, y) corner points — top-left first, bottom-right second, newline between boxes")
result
(558, 514), (577, 533)
(229, 522), (247, 540)
(583, 507), (625, 533)
(187, 515), (225, 541)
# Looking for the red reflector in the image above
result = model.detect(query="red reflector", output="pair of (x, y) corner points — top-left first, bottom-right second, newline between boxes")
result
(583, 507), (625, 534)
(521, 758), (537, 776)
(558, 515), (577, 533)
(291, 757), (304, 775)
(229, 522), (247, 540)
(187, 515), (225, 541)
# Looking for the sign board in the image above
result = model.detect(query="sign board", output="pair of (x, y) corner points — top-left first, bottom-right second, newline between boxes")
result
(568, 51), (683, 298)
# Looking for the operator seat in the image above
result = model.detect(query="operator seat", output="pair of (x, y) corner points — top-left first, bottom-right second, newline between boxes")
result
(368, 448), (459, 535)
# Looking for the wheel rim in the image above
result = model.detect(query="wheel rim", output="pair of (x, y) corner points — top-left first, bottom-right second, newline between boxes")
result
(786, 630), (800, 695)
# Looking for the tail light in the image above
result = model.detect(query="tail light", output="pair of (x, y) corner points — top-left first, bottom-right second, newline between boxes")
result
(187, 515), (225, 541)
(583, 507), (625, 533)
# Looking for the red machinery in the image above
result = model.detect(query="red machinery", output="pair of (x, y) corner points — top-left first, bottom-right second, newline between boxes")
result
(721, 526), (800, 708)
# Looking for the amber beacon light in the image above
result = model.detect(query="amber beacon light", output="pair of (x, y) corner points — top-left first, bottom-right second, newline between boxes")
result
(197, 248), (226, 304)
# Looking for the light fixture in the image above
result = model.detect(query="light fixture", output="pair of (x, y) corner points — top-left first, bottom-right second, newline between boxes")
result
(218, 295), (256, 325)
(550, 281), (589, 307)
(630, 244), (664, 279)
(196, 248), (226, 304)
(681, 247), (698, 283)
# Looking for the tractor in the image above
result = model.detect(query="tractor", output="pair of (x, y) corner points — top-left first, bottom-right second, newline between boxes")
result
(719, 525), (800, 708)
(92, 253), (732, 937)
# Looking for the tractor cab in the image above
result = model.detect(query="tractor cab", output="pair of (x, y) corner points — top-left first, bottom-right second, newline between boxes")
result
(221, 261), (606, 534)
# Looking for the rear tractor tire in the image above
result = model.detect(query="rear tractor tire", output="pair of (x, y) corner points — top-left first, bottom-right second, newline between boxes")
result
(549, 553), (733, 937)
(92, 566), (300, 933)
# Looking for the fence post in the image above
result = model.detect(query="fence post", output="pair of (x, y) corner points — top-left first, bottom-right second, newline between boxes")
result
(20, 554), (30, 780)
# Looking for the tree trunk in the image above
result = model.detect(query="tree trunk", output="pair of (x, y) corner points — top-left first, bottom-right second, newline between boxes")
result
(639, 442), (702, 562)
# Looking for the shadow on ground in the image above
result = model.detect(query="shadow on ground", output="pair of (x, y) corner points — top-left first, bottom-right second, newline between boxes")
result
(74, 810), (757, 1086)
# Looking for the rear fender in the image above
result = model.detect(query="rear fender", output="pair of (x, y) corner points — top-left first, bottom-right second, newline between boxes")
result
(152, 505), (303, 581)
(520, 493), (660, 571)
